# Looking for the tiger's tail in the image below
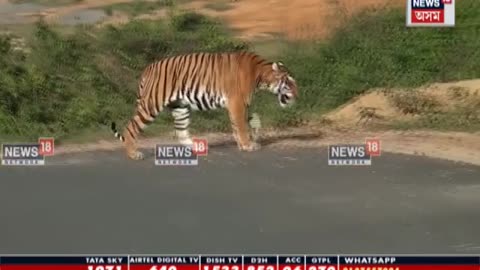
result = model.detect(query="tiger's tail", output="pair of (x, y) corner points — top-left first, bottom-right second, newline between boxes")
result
(111, 122), (125, 142)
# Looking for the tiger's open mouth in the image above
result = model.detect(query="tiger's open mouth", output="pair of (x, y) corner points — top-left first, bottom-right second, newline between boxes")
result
(278, 92), (294, 107)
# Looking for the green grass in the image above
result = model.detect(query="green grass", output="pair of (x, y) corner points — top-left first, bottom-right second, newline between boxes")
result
(7, 0), (84, 6)
(250, 39), (289, 59)
(1, 0), (480, 143)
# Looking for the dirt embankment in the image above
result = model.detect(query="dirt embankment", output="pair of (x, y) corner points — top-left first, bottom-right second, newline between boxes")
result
(325, 79), (480, 127)
(319, 79), (480, 166)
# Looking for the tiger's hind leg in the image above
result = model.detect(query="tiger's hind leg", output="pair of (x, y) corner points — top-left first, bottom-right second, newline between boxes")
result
(227, 98), (260, 152)
(123, 101), (158, 160)
(171, 106), (194, 146)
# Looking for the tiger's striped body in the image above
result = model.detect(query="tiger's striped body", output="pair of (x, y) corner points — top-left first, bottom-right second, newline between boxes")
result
(111, 51), (297, 160)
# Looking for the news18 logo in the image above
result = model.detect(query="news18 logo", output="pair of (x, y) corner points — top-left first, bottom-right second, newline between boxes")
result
(155, 138), (208, 166)
(407, 0), (455, 27)
(1, 137), (55, 166)
(328, 138), (381, 166)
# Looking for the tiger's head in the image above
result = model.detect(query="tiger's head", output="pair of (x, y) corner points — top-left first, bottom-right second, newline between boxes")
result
(263, 61), (298, 108)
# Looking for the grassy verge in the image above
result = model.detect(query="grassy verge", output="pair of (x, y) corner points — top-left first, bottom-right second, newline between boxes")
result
(0, 11), (247, 143)
(1, 0), (479, 144)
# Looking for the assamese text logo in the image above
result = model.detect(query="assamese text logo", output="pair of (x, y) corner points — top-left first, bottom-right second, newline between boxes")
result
(407, 0), (455, 27)
(1, 137), (55, 166)
(155, 138), (208, 166)
(328, 138), (381, 166)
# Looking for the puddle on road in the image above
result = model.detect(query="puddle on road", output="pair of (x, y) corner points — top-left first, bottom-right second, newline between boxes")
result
(0, 2), (44, 24)
(0, 1), (107, 25)
(57, 9), (107, 25)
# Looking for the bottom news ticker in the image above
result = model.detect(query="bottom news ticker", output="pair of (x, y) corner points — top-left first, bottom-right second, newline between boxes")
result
(0, 255), (478, 270)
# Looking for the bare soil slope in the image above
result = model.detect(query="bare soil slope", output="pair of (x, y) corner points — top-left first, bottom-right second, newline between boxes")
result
(325, 79), (480, 126)
(184, 0), (405, 40)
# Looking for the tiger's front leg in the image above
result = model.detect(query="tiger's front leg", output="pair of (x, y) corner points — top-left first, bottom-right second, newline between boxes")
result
(227, 99), (260, 152)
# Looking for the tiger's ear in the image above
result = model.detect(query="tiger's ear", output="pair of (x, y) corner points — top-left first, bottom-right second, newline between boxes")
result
(272, 62), (280, 71)
(273, 61), (287, 72)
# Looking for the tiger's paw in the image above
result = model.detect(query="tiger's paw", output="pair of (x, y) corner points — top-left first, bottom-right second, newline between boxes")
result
(175, 130), (193, 146)
(128, 151), (145, 160)
(178, 137), (194, 146)
(239, 142), (261, 152)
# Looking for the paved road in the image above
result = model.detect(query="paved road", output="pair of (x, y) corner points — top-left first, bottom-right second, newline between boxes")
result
(0, 145), (479, 254)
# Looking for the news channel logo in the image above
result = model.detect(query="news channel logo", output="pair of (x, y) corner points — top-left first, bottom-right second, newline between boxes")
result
(328, 138), (381, 166)
(155, 138), (208, 166)
(1, 137), (55, 166)
(407, 0), (455, 27)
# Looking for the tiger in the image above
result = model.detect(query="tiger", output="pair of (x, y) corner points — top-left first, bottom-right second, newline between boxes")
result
(111, 51), (298, 160)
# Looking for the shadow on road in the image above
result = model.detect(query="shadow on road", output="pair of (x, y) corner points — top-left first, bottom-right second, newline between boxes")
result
(208, 130), (324, 148)
(257, 131), (324, 145)
(138, 131), (324, 159)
